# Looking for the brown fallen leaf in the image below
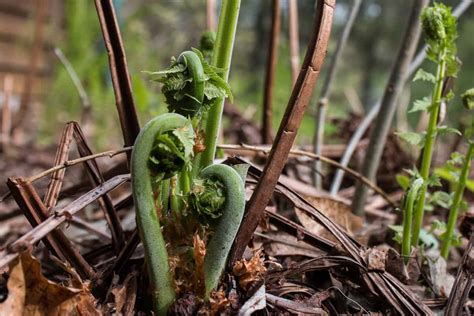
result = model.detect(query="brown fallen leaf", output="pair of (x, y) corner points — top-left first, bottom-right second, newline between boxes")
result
(232, 249), (266, 292)
(0, 251), (101, 316)
(261, 231), (324, 258)
(296, 196), (363, 243)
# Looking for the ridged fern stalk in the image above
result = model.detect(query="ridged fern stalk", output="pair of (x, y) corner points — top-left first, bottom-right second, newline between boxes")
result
(406, 3), (459, 247)
(440, 89), (474, 259)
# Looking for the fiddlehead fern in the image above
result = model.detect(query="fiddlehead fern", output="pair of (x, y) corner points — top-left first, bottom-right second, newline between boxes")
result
(190, 164), (246, 299)
(151, 49), (232, 119)
(131, 113), (194, 315)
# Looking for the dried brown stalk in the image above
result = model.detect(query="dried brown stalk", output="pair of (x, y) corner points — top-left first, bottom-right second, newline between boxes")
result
(43, 123), (75, 210)
(7, 178), (96, 280)
(94, 0), (140, 156)
(0, 174), (130, 270)
(288, 0), (300, 86)
(445, 235), (473, 314)
(72, 123), (125, 251)
(231, 0), (335, 263)
(262, 0), (281, 144)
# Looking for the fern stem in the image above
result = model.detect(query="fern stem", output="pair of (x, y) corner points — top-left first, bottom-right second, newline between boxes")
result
(194, 0), (240, 176)
(402, 178), (423, 262)
(441, 143), (474, 258)
(411, 48), (447, 246)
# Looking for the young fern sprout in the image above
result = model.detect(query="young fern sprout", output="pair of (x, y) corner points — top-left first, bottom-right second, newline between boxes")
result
(401, 177), (424, 261)
(411, 3), (459, 246)
(133, 21), (240, 313)
(190, 164), (246, 299)
(151, 48), (232, 121)
(440, 89), (474, 259)
(131, 113), (195, 315)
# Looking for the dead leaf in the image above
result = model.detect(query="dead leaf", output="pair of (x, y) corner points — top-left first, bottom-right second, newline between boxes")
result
(232, 249), (266, 292)
(0, 251), (101, 316)
(110, 273), (137, 316)
(238, 284), (266, 316)
(261, 231), (324, 258)
(209, 290), (230, 315)
(428, 256), (454, 297)
(296, 196), (363, 243)
(364, 247), (387, 271)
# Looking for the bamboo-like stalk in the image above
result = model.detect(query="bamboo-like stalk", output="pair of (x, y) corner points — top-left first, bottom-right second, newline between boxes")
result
(288, 0), (300, 86)
(312, 0), (361, 188)
(262, 0), (281, 144)
(330, 0), (472, 196)
(351, 0), (427, 216)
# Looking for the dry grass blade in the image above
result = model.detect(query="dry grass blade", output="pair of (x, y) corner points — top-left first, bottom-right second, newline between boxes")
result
(43, 123), (75, 210)
(7, 178), (96, 280)
(94, 0), (140, 153)
(72, 123), (125, 251)
(0, 174), (130, 270)
(230, 0), (335, 263)
(228, 157), (432, 315)
(445, 235), (473, 314)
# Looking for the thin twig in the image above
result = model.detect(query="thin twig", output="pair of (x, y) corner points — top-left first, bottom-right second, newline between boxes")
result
(72, 123), (125, 251)
(53, 47), (92, 124)
(43, 123), (75, 210)
(330, 0), (473, 195)
(288, 0), (300, 86)
(0, 174), (130, 270)
(94, 0), (140, 159)
(7, 178), (96, 280)
(27, 147), (131, 183)
(230, 0), (335, 263)
(262, 0), (281, 144)
(312, 0), (361, 188)
(218, 143), (394, 206)
(351, 0), (428, 215)
(445, 234), (473, 314)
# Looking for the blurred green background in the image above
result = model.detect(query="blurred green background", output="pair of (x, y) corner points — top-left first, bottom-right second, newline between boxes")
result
(43, 0), (474, 150)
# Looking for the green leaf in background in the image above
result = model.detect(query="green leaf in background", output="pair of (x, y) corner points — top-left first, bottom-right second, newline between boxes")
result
(430, 190), (452, 209)
(413, 68), (436, 83)
(396, 174), (411, 190)
(436, 125), (461, 136)
(435, 166), (474, 192)
(409, 96), (432, 113)
(396, 131), (426, 147)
